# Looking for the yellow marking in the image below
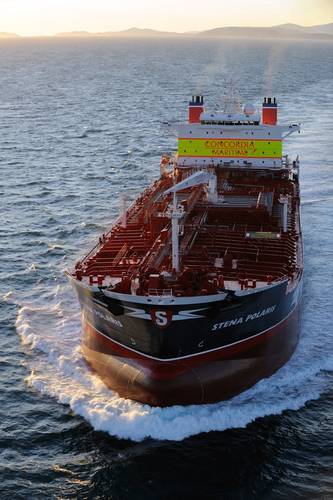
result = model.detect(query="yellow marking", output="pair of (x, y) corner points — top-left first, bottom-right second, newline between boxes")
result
(178, 138), (282, 158)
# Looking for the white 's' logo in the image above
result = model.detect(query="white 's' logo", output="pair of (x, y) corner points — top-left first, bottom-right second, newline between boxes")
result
(150, 309), (172, 329)
(155, 311), (168, 326)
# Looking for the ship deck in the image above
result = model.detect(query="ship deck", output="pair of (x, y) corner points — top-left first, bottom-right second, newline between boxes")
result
(73, 168), (301, 296)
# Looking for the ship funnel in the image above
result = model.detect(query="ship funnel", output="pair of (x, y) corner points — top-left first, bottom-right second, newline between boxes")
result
(188, 95), (204, 124)
(262, 97), (278, 125)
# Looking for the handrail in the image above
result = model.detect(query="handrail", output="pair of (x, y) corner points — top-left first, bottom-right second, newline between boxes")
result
(138, 223), (172, 271)
(256, 191), (262, 209)
(112, 243), (128, 266)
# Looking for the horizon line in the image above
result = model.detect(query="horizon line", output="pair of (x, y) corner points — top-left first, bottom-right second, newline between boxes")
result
(1, 21), (333, 38)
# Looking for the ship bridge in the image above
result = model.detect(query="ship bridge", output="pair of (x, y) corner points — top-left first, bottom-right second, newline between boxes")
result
(177, 95), (300, 169)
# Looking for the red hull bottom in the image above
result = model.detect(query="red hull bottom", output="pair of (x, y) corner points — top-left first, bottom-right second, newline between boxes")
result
(82, 306), (300, 407)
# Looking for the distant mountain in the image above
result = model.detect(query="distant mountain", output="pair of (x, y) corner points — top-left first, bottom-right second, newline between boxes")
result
(274, 23), (309, 32)
(54, 23), (333, 40)
(273, 22), (333, 35)
(306, 23), (333, 35)
(198, 24), (333, 40)
(0, 32), (19, 38)
(55, 31), (93, 37)
(105, 27), (180, 36)
(1, 23), (332, 39)
(55, 27), (180, 37)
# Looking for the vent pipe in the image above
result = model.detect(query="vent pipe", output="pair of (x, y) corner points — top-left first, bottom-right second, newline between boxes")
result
(188, 95), (204, 124)
(262, 97), (278, 125)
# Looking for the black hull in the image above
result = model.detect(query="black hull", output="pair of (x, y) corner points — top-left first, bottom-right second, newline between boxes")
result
(71, 274), (302, 406)
(82, 304), (300, 406)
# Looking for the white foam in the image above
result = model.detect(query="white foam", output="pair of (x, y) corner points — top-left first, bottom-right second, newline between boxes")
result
(15, 277), (333, 442)
(2, 290), (14, 302)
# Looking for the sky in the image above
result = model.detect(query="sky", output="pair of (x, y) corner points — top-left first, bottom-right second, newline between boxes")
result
(0, 0), (332, 36)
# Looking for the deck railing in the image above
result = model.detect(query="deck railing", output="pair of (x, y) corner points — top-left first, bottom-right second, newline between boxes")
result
(112, 243), (128, 266)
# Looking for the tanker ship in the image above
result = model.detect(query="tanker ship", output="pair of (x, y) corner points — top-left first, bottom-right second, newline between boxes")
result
(67, 95), (302, 406)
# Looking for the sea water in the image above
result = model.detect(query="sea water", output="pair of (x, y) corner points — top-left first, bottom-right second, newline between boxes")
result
(1, 37), (333, 498)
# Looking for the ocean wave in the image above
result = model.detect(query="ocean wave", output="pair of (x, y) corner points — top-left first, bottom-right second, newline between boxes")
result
(2, 290), (14, 302)
(46, 243), (65, 252)
(301, 196), (333, 206)
(76, 128), (105, 139)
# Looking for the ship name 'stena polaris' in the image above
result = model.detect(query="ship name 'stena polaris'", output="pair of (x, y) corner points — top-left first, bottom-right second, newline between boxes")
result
(212, 305), (277, 331)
